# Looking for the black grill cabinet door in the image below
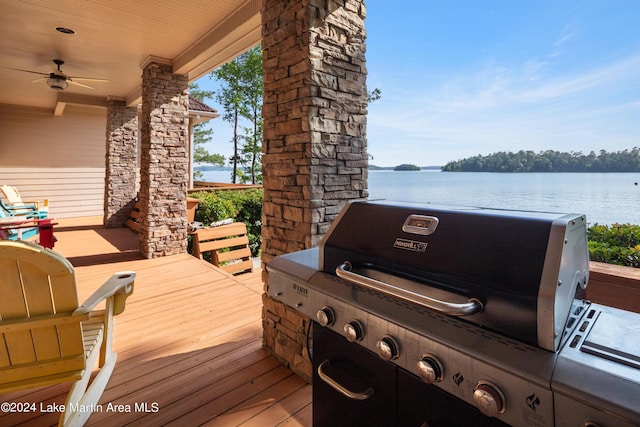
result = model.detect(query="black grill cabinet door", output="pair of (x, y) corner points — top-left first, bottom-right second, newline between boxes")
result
(312, 322), (397, 427)
(398, 368), (510, 427)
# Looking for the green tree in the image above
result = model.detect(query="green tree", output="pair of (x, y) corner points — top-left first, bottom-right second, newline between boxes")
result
(394, 163), (420, 171)
(368, 88), (382, 103)
(211, 46), (263, 184)
(211, 61), (243, 183)
(189, 83), (225, 180)
(237, 47), (263, 184)
(366, 88), (382, 161)
(239, 121), (263, 184)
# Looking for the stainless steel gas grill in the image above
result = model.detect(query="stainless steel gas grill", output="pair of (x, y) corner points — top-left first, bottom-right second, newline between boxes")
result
(266, 200), (640, 427)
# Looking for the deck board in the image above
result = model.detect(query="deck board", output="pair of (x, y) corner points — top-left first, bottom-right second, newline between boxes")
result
(0, 217), (312, 426)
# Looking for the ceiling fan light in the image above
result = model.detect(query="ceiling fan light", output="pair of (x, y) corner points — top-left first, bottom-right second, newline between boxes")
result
(47, 77), (67, 90)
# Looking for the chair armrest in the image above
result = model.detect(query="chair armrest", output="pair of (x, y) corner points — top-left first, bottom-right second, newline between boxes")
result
(74, 271), (135, 316)
(19, 200), (42, 210)
(6, 203), (38, 211)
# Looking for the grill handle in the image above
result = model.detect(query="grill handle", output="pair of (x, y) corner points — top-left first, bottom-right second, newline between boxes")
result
(317, 360), (375, 401)
(336, 262), (483, 316)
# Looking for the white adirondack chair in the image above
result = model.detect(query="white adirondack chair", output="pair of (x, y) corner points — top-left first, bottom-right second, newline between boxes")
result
(0, 240), (135, 426)
(1, 184), (48, 213)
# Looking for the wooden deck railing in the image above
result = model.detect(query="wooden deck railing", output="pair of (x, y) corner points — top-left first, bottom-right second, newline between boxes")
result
(189, 181), (262, 193)
(587, 262), (640, 313)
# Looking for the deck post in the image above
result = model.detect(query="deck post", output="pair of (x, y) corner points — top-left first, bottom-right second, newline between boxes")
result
(261, 0), (368, 382)
(138, 59), (190, 258)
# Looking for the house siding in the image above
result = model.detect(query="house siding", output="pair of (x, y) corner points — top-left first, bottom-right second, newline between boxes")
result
(0, 104), (107, 218)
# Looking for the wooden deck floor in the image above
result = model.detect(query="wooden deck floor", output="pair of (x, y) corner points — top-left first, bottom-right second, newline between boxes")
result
(1, 217), (312, 427)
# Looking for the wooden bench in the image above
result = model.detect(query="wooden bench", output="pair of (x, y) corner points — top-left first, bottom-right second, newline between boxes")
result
(192, 222), (253, 275)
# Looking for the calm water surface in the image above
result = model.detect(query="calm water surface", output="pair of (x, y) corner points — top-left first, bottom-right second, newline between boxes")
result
(367, 171), (640, 225)
(201, 170), (640, 225)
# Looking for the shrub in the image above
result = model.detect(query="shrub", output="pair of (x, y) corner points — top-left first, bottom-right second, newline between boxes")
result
(191, 189), (263, 256)
(587, 223), (640, 268)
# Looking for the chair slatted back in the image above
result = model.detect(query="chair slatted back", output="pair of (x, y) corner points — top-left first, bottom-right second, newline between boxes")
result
(193, 222), (254, 274)
(1, 185), (22, 205)
(0, 241), (85, 387)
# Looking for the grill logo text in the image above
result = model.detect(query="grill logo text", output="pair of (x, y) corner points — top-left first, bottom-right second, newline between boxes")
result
(292, 283), (308, 296)
(393, 238), (428, 252)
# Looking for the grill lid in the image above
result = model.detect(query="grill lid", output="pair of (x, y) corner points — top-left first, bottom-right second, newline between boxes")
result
(319, 200), (590, 351)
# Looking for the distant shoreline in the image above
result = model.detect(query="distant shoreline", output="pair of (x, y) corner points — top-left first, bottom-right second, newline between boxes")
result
(198, 165), (640, 173)
(369, 165), (441, 171)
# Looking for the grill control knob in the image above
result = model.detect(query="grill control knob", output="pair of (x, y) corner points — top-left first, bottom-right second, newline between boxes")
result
(473, 381), (506, 418)
(376, 335), (399, 361)
(316, 306), (336, 327)
(344, 320), (364, 342)
(417, 355), (443, 384)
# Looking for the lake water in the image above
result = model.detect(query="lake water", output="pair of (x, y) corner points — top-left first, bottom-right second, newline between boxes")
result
(200, 170), (640, 225)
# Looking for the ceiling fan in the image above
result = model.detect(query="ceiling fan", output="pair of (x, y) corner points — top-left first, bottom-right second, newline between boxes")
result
(10, 59), (109, 90)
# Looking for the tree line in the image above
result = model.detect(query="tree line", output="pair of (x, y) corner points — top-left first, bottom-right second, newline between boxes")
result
(441, 148), (640, 172)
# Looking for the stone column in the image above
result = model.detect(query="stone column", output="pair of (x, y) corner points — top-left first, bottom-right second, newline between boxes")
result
(261, 0), (368, 382)
(104, 99), (138, 228)
(138, 61), (190, 258)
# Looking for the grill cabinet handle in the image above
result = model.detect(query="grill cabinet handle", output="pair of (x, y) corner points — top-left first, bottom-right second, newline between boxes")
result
(336, 262), (483, 316)
(317, 360), (375, 401)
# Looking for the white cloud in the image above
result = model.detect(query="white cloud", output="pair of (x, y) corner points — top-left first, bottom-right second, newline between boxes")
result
(550, 26), (580, 58)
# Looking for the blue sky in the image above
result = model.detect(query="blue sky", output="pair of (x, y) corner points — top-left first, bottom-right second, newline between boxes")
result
(196, 1), (640, 167)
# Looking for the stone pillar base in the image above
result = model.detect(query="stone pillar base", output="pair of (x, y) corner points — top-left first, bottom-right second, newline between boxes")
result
(262, 292), (312, 383)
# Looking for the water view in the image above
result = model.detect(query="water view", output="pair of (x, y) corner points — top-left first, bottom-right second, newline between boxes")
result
(200, 170), (640, 225)
(367, 171), (639, 225)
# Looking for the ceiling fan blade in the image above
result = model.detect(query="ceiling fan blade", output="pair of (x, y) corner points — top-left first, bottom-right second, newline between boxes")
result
(67, 79), (95, 90)
(7, 67), (48, 77)
(32, 77), (47, 83)
(69, 77), (109, 83)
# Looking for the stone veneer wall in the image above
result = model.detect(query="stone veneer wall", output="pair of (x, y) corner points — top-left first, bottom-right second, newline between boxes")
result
(138, 62), (190, 258)
(104, 99), (138, 228)
(261, 0), (368, 382)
